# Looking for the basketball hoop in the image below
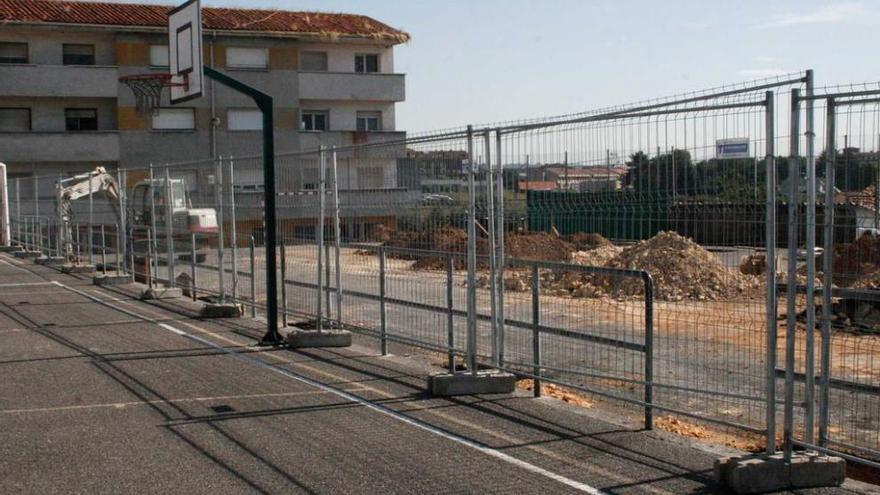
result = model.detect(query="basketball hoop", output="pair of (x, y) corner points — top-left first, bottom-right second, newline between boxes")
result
(119, 73), (188, 115)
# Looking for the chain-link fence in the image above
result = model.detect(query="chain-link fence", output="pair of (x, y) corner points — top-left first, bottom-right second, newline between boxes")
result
(7, 70), (880, 468)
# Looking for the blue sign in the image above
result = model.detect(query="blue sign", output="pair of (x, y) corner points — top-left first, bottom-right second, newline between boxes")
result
(716, 138), (750, 159)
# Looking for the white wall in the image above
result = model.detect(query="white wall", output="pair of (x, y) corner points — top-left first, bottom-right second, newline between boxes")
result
(297, 42), (395, 73)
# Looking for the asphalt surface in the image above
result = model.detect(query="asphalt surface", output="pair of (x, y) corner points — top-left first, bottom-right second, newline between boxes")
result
(0, 253), (869, 494)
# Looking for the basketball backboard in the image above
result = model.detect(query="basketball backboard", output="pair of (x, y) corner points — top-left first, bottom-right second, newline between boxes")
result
(168, 0), (203, 104)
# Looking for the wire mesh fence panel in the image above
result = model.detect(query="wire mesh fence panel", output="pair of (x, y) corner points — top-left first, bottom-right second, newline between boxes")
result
(493, 86), (796, 436)
(806, 88), (880, 463)
(10, 70), (880, 467)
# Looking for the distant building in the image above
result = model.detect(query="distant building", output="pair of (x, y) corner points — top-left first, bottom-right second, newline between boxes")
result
(0, 0), (408, 179)
(527, 165), (628, 192)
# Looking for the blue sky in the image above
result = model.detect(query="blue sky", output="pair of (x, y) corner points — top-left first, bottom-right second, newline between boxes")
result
(104, 0), (879, 131)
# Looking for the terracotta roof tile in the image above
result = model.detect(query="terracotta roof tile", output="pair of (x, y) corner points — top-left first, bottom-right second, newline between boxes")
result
(0, 0), (410, 43)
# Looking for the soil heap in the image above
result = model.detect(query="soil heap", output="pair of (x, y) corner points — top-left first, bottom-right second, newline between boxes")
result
(602, 232), (758, 301)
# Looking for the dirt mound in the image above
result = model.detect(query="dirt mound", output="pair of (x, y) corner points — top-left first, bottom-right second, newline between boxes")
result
(571, 245), (622, 267)
(505, 232), (574, 262)
(833, 233), (880, 286)
(567, 232), (612, 251)
(603, 232), (758, 301)
(484, 232), (757, 301)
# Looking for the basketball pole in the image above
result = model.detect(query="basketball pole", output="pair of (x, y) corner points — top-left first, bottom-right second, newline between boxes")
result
(203, 66), (282, 345)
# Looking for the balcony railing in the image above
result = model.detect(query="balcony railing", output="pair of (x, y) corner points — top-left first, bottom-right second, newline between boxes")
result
(298, 71), (405, 102)
(0, 131), (119, 162)
(0, 64), (119, 98)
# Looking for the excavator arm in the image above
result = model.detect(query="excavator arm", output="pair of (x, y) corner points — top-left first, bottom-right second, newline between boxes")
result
(56, 166), (121, 260)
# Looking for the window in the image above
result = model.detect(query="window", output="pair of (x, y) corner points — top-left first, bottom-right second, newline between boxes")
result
(63, 44), (95, 65)
(354, 54), (379, 73)
(356, 111), (381, 132)
(227, 109), (262, 131)
(301, 110), (328, 132)
(300, 51), (328, 71)
(65, 108), (98, 131)
(226, 47), (268, 69)
(0, 42), (28, 64)
(152, 108), (195, 131)
(150, 45), (169, 68)
(0, 108), (31, 132)
(358, 167), (384, 189)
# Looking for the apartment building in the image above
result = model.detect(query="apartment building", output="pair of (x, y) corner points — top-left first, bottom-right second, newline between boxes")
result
(0, 0), (409, 197)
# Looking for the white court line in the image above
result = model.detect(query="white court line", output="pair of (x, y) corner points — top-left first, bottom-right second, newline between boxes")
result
(53, 280), (605, 495)
(0, 282), (56, 287)
(0, 390), (365, 415)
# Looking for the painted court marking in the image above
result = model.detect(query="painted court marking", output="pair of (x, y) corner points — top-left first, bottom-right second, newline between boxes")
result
(53, 280), (605, 495)
(90, 287), (674, 495)
(0, 390), (365, 415)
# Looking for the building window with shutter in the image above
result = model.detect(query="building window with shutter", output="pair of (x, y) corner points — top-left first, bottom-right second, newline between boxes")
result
(0, 42), (28, 64)
(226, 47), (268, 70)
(227, 109), (263, 131)
(356, 111), (381, 132)
(63, 44), (95, 65)
(300, 51), (328, 71)
(354, 54), (379, 73)
(152, 108), (195, 131)
(150, 45), (169, 68)
(0, 108), (31, 132)
(65, 108), (98, 131)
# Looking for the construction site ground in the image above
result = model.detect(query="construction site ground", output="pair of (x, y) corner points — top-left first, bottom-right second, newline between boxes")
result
(1, 253), (874, 494)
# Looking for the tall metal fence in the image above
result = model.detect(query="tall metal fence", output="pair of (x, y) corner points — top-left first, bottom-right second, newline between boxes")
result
(6, 70), (880, 468)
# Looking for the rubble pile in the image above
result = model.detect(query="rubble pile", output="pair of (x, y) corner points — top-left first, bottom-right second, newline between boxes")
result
(504, 232), (574, 262)
(566, 232), (613, 250)
(479, 231), (756, 302)
(571, 245), (622, 267)
(833, 233), (880, 287)
(602, 232), (759, 301)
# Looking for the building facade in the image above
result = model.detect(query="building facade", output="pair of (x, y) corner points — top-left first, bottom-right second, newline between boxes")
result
(0, 0), (408, 197)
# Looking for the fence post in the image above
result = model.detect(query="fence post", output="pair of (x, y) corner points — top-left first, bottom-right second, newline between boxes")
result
(146, 227), (153, 289)
(88, 167), (94, 265)
(316, 146), (325, 332)
(56, 172), (64, 259)
(447, 253), (455, 373)
(15, 178), (20, 246)
(250, 235), (256, 318)
(495, 128), (506, 367)
(228, 156), (239, 303)
(165, 167), (175, 287)
(764, 90), (778, 455)
(75, 222), (81, 264)
(783, 88), (801, 462)
(643, 273), (654, 430)
(33, 172), (39, 248)
(191, 233), (197, 301)
(803, 70), (817, 446)
(216, 157), (225, 303)
(466, 125), (477, 374)
(331, 147), (343, 328)
(101, 224), (107, 275)
(148, 163), (158, 283)
(281, 239), (288, 327)
(819, 98), (836, 447)
(118, 168), (126, 274)
(484, 130), (499, 367)
(379, 246), (387, 355)
(531, 263), (541, 398)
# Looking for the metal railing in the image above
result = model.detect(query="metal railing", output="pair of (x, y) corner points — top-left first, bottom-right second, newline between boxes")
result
(8, 70), (880, 468)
